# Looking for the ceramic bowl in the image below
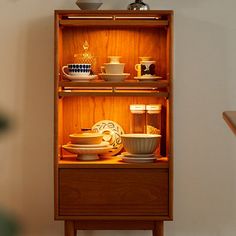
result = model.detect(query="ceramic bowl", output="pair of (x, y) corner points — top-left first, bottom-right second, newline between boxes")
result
(121, 134), (161, 154)
(69, 133), (103, 144)
(76, 2), (103, 10)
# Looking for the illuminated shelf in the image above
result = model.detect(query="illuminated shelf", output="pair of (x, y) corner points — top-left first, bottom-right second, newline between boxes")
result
(58, 90), (168, 97)
(58, 155), (169, 169)
(59, 19), (168, 27)
(58, 80), (169, 97)
(58, 11), (171, 27)
(59, 80), (169, 88)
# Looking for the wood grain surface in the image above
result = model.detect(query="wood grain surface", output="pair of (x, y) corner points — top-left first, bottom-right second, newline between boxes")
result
(59, 168), (168, 216)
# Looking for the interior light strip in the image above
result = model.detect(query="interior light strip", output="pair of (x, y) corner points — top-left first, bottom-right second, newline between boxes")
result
(67, 16), (113, 19)
(67, 16), (160, 20)
(115, 16), (160, 20)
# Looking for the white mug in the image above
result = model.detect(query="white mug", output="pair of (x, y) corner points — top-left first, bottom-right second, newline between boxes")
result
(135, 60), (156, 76)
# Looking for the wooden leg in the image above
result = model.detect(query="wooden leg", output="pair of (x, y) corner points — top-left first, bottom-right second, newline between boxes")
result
(65, 220), (76, 236)
(153, 221), (163, 236)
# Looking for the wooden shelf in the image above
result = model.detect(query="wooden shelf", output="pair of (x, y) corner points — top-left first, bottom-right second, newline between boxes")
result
(59, 80), (169, 88)
(57, 10), (172, 28)
(58, 156), (169, 169)
(58, 90), (168, 97)
(223, 111), (236, 135)
(59, 19), (169, 27)
(58, 80), (169, 97)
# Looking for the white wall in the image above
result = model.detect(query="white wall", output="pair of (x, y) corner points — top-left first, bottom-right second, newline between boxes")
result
(0, 0), (236, 236)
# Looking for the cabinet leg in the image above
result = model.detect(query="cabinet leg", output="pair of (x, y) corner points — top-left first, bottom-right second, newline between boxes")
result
(65, 220), (76, 236)
(152, 221), (163, 236)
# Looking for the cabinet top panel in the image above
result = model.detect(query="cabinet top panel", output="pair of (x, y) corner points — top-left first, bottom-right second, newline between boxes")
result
(55, 10), (174, 16)
(55, 10), (173, 27)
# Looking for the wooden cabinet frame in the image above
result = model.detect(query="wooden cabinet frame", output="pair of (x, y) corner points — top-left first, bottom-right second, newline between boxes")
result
(54, 10), (173, 236)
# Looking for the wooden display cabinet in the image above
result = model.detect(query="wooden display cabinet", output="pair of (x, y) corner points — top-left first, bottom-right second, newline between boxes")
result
(54, 10), (173, 236)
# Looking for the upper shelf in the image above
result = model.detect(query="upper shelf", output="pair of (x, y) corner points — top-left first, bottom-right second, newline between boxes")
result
(59, 19), (168, 27)
(56, 10), (172, 27)
(59, 80), (169, 88)
(58, 80), (169, 97)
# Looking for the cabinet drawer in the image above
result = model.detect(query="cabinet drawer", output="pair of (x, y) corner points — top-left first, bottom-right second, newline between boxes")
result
(59, 168), (168, 216)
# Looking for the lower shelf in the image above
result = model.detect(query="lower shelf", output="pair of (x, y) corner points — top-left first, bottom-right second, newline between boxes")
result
(58, 155), (169, 169)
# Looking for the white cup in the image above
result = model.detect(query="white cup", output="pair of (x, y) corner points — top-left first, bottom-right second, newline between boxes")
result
(108, 56), (121, 64)
(101, 63), (125, 74)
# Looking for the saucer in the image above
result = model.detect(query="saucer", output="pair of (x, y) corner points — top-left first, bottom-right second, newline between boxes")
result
(119, 156), (157, 163)
(134, 76), (162, 82)
(121, 152), (155, 158)
(63, 74), (97, 82)
(99, 73), (130, 82)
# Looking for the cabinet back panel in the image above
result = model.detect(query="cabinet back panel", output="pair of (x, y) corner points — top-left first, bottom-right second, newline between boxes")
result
(60, 96), (166, 145)
(60, 27), (167, 79)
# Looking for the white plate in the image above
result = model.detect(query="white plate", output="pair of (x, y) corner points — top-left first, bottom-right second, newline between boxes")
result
(62, 144), (113, 153)
(119, 156), (157, 163)
(63, 74), (97, 81)
(122, 152), (155, 158)
(134, 76), (162, 81)
(67, 141), (110, 148)
(99, 73), (130, 81)
(62, 144), (113, 161)
(92, 120), (124, 155)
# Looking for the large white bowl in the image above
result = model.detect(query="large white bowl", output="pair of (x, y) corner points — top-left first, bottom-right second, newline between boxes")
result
(121, 134), (161, 154)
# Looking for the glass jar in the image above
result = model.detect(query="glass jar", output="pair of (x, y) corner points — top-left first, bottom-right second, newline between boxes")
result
(146, 104), (162, 135)
(130, 104), (146, 133)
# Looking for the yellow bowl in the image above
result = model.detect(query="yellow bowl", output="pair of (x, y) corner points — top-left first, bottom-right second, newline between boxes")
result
(69, 133), (103, 145)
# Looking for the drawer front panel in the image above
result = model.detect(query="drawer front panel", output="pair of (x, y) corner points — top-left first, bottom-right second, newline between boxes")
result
(59, 168), (168, 216)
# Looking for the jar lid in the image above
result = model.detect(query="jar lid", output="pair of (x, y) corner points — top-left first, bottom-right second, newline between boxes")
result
(146, 104), (162, 111)
(130, 104), (146, 111)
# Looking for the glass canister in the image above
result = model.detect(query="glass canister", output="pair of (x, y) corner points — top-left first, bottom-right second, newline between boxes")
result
(146, 104), (162, 135)
(130, 104), (146, 133)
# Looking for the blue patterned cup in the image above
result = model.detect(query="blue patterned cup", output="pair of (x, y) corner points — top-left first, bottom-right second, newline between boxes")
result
(62, 63), (91, 76)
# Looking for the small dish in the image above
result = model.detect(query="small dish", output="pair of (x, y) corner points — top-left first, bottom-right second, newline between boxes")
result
(99, 73), (130, 82)
(92, 120), (124, 155)
(63, 74), (97, 82)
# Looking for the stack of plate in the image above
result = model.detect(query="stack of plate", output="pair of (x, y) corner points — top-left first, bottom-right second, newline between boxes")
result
(119, 152), (157, 163)
(62, 133), (113, 161)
